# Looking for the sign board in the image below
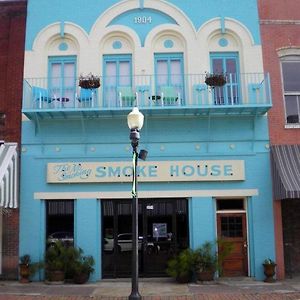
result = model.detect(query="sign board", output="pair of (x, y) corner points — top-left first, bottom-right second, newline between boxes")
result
(47, 160), (245, 183)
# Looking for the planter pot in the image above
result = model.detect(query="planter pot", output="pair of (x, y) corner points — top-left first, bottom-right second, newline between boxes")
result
(176, 273), (191, 283)
(205, 75), (226, 87)
(47, 270), (65, 283)
(79, 79), (100, 90)
(73, 272), (90, 284)
(197, 270), (215, 281)
(263, 264), (276, 283)
(19, 264), (30, 283)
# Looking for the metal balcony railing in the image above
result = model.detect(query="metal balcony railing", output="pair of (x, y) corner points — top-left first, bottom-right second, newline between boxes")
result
(22, 73), (272, 113)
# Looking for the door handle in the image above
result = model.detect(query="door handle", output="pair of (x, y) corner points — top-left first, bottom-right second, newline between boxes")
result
(243, 242), (248, 248)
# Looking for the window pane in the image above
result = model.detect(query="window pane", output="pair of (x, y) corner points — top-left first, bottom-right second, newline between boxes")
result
(226, 59), (237, 75)
(282, 62), (300, 92)
(170, 60), (181, 85)
(157, 60), (168, 85)
(64, 63), (75, 86)
(119, 61), (130, 86)
(212, 59), (223, 73)
(285, 95), (299, 123)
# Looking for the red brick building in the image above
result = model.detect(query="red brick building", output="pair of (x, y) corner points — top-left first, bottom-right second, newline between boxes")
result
(0, 0), (27, 279)
(258, 0), (300, 280)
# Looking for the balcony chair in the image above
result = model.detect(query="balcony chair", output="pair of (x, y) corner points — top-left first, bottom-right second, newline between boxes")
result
(32, 86), (54, 109)
(160, 86), (179, 106)
(77, 88), (94, 108)
(117, 86), (136, 107)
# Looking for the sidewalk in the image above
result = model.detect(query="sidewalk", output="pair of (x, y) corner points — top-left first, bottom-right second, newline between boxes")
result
(1, 277), (300, 299)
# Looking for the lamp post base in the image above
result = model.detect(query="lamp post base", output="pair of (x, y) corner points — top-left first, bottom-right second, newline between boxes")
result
(129, 291), (142, 300)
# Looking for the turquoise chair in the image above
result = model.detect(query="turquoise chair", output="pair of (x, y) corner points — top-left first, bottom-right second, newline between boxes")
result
(78, 88), (94, 107)
(32, 86), (53, 108)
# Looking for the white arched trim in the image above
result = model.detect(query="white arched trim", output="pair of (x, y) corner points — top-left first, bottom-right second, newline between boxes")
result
(144, 24), (188, 51)
(197, 17), (255, 47)
(95, 25), (141, 50)
(32, 22), (89, 53)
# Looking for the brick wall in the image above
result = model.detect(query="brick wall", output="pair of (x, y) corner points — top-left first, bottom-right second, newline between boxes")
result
(258, 0), (300, 280)
(258, 0), (300, 145)
(0, 0), (27, 279)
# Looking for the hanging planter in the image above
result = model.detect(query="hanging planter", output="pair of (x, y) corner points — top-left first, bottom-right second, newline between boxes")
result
(205, 73), (226, 87)
(79, 73), (101, 89)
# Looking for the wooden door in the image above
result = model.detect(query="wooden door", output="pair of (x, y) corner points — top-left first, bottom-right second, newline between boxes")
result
(217, 213), (248, 276)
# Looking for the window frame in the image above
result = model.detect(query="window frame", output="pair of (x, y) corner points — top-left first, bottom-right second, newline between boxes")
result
(280, 56), (300, 125)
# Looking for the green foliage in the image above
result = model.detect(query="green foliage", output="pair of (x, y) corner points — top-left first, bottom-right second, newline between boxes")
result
(72, 254), (95, 276)
(194, 241), (217, 273)
(45, 241), (67, 272)
(263, 258), (276, 265)
(166, 248), (194, 282)
(45, 241), (95, 282)
(20, 254), (31, 265)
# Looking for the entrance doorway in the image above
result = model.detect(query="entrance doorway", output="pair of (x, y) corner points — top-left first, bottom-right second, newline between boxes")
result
(216, 199), (248, 276)
(102, 198), (188, 278)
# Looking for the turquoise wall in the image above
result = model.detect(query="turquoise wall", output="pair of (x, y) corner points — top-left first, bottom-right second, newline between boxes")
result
(20, 115), (275, 281)
(26, 0), (260, 50)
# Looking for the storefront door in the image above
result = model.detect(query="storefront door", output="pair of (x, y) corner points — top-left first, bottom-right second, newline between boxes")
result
(217, 213), (248, 276)
(102, 198), (188, 278)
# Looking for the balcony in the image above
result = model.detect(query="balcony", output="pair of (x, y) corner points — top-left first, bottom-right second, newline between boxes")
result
(22, 73), (272, 120)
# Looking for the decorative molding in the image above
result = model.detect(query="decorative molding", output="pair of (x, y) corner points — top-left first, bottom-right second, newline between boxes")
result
(260, 19), (300, 25)
(277, 47), (300, 58)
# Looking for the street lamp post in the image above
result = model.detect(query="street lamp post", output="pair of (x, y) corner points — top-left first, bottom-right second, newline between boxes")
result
(127, 107), (144, 300)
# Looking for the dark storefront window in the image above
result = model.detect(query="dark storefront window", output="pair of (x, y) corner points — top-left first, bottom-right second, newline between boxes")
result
(46, 200), (74, 246)
(102, 198), (189, 278)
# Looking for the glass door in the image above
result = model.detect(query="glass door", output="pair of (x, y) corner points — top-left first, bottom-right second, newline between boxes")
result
(154, 53), (184, 105)
(48, 56), (76, 107)
(103, 55), (132, 107)
(210, 52), (240, 105)
(102, 199), (188, 278)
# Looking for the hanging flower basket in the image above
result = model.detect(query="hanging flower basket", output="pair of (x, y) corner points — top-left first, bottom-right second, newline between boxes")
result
(79, 73), (101, 89)
(205, 73), (226, 87)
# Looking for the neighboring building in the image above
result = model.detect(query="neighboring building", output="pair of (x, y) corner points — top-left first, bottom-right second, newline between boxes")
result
(0, 0), (27, 279)
(258, 0), (300, 280)
(21, 0), (274, 281)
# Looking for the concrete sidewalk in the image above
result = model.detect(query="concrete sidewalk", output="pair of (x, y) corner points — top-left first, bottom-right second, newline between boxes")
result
(1, 277), (300, 299)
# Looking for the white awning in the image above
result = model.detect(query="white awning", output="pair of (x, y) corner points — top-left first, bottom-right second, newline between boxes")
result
(0, 142), (18, 208)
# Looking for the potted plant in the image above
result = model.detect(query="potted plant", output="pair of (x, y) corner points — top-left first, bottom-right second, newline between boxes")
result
(194, 241), (217, 281)
(19, 254), (43, 283)
(72, 253), (95, 284)
(79, 73), (100, 90)
(45, 241), (67, 283)
(205, 73), (226, 87)
(263, 258), (276, 283)
(63, 246), (95, 284)
(166, 248), (194, 283)
(19, 254), (31, 283)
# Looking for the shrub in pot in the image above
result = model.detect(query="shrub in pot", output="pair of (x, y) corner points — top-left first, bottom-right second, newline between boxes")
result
(194, 242), (217, 281)
(45, 241), (66, 283)
(19, 254), (43, 283)
(63, 246), (95, 284)
(166, 248), (194, 283)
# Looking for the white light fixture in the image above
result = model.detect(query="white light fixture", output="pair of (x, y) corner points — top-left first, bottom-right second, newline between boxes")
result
(127, 107), (144, 130)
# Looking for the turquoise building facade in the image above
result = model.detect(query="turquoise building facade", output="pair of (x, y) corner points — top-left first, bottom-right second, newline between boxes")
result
(21, 0), (274, 281)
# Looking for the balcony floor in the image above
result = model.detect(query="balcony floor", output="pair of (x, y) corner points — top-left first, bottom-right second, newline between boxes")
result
(22, 104), (271, 121)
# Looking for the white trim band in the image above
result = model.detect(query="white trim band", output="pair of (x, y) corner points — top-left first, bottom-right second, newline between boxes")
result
(34, 189), (259, 200)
